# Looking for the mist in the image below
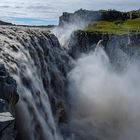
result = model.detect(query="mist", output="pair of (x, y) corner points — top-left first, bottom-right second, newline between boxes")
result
(52, 22), (86, 48)
(68, 43), (140, 140)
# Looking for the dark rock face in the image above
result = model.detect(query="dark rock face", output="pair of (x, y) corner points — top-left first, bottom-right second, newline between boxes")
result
(68, 31), (109, 58)
(68, 31), (140, 60)
(0, 26), (71, 140)
(0, 64), (19, 140)
(59, 9), (101, 26)
(0, 64), (19, 105)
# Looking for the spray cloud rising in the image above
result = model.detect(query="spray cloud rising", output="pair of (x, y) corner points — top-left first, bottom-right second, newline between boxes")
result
(68, 43), (140, 140)
(52, 21), (86, 48)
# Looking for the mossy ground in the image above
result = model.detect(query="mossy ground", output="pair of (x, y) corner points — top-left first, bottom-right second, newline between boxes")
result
(82, 18), (140, 35)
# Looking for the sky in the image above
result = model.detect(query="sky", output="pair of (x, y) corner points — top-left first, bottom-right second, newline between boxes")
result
(0, 0), (139, 25)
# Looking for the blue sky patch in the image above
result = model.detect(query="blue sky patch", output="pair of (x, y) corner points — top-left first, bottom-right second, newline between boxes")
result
(11, 17), (59, 25)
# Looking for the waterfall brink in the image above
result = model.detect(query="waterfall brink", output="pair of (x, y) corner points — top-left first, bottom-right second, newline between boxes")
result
(68, 40), (140, 140)
(0, 26), (70, 140)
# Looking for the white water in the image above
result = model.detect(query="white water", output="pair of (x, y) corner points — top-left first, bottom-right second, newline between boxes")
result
(68, 42), (140, 140)
(53, 22), (86, 48)
(0, 27), (64, 140)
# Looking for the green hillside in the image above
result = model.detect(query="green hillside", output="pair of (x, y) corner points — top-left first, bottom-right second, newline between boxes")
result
(82, 18), (140, 35)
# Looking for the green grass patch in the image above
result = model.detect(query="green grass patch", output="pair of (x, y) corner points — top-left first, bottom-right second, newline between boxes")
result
(82, 18), (140, 35)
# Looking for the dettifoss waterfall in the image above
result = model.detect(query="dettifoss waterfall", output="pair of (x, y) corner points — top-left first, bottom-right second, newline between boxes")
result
(0, 27), (69, 140)
(0, 26), (140, 140)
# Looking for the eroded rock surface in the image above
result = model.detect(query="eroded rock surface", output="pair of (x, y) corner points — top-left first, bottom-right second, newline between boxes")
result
(0, 64), (19, 140)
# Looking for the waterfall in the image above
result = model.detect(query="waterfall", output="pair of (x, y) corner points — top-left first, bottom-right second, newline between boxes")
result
(0, 26), (70, 140)
(1, 25), (140, 140)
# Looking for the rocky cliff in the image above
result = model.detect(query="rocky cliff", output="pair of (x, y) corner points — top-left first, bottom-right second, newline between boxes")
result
(68, 31), (140, 73)
(0, 64), (19, 140)
(68, 31), (140, 58)
(59, 9), (140, 26)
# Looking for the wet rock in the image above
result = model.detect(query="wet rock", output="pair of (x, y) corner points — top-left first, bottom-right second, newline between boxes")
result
(0, 64), (19, 105)
(68, 31), (140, 59)
(0, 64), (19, 140)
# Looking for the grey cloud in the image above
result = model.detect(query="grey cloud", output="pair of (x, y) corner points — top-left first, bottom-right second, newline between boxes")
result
(0, 5), (11, 8)
(0, 0), (139, 24)
(27, 6), (53, 9)
(14, 6), (23, 9)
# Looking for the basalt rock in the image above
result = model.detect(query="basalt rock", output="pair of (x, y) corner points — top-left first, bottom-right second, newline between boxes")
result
(68, 31), (140, 59)
(0, 64), (19, 105)
(0, 64), (19, 140)
(68, 31), (109, 58)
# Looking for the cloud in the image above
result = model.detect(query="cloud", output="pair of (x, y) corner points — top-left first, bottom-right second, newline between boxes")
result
(0, 0), (139, 25)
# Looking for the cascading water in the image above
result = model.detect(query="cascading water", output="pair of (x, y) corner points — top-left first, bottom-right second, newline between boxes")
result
(0, 26), (70, 140)
(0, 24), (140, 140)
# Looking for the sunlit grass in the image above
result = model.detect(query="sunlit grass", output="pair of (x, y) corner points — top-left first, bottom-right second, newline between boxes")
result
(82, 18), (140, 35)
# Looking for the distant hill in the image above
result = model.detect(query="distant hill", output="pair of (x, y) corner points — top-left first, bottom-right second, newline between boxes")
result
(0, 19), (56, 28)
(17, 25), (56, 28)
(59, 9), (140, 26)
(0, 20), (13, 25)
